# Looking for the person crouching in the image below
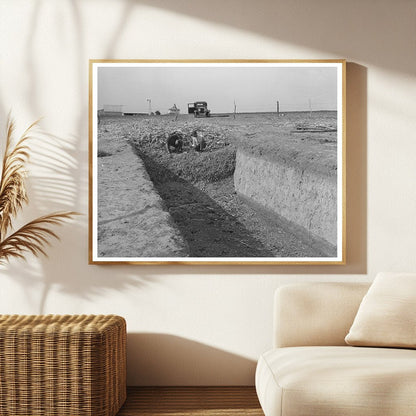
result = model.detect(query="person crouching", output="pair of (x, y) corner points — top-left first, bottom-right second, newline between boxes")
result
(190, 130), (206, 152)
(166, 132), (183, 154)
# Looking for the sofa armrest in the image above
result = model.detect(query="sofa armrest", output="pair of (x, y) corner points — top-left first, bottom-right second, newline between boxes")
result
(274, 282), (370, 348)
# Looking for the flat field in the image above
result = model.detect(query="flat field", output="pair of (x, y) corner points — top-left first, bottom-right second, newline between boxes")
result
(97, 112), (337, 259)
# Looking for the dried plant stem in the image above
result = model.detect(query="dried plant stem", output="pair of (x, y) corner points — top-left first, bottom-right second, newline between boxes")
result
(0, 115), (79, 264)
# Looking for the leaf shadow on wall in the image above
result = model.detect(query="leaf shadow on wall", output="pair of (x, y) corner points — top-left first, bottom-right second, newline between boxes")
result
(126, 333), (257, 386)
(0, 0), (156, 313)
(135, 0), (413, 76)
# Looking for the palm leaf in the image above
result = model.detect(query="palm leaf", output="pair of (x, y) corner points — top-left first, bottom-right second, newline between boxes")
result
(0, 212), (78, 264)
(0, 117), (39, 238)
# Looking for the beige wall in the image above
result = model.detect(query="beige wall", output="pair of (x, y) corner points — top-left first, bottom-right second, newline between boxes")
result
(0, 0), (415, 385)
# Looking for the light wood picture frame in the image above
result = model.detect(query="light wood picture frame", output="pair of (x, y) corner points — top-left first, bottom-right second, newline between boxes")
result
(89, 60), (346, 265)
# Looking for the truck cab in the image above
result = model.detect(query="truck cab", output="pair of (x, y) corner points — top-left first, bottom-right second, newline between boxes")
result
(188, 101), (211, 117)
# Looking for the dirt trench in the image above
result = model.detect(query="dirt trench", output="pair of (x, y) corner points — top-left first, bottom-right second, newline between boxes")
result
(134, 147), (331, 258)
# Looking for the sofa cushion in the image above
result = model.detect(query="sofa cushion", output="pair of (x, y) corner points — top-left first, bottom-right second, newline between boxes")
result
(256, 346), (416, 416)
(274, 283), (370, 348)
(345, 272), (416, 348)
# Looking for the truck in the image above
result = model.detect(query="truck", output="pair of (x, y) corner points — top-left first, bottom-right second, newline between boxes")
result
(187, 101), (211, 117)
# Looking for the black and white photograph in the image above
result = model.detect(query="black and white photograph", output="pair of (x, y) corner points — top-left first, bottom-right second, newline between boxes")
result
(89, 60), (345, 264)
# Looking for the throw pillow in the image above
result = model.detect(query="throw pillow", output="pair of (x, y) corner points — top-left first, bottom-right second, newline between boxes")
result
(345, 272), (416, 348)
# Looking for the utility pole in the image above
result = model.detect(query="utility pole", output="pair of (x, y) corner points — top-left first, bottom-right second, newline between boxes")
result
(276, 100), (280, 114)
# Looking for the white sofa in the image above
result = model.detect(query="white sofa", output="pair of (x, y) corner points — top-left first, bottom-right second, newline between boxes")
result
(255, 282), (416, 416)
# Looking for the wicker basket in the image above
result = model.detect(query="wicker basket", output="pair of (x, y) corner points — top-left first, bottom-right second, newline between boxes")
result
(0, 314), (126, 416)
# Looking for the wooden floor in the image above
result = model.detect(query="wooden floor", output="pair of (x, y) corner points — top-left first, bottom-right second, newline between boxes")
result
(117, 386), (264, 416)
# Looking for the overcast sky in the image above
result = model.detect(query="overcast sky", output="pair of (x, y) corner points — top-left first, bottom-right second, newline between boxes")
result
(97, 64), (339, 114)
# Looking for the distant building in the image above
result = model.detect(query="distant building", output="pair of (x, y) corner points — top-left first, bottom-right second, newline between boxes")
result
(103, 104), (124, 116)
(169, 104), (180, 114)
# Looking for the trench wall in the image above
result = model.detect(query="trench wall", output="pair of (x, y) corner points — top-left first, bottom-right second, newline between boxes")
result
(233, 149), (338, 247)
(97, 145), (189, 258)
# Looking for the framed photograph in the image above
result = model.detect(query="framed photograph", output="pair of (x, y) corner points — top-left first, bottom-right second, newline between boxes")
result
(89, 60), (346, 265)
